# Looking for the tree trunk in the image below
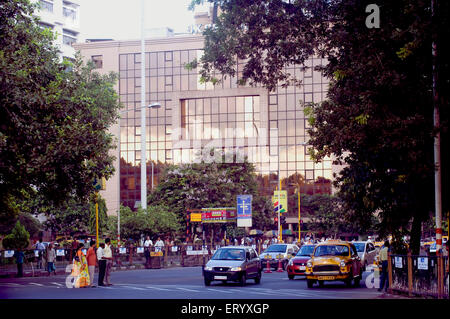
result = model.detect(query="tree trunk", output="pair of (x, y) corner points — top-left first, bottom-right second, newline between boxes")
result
(410, 215), (423, 255)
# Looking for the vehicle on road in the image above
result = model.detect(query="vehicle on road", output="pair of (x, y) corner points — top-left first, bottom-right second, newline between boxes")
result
(259, 244), (299, 270)
(287, 244), (315, 279)
(353, 241), (377, 270)
(305, 240), (363, 288)
(203, 246), (262, 286)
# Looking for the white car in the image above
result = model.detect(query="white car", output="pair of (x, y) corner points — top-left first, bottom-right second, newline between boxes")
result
(352, 241), (377, 271)
(259, 244), (299, 270)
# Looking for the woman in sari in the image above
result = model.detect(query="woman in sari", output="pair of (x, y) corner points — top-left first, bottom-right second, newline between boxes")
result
(72, 243), (90, 288)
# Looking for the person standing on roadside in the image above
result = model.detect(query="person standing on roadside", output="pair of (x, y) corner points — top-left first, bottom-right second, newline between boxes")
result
(86, 240), (97, 287)
(143, 236), (153, 268)
(103, 238), (113, 286)
(14, 249), (25, 277)
(378, 240), (390, 292)
(154, 237), (164, 252)
(97, 243), (106, 286)
(46, 243), (56, 276)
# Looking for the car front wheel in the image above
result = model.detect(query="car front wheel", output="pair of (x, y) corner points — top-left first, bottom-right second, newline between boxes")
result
(307, 279), (314, 288)
(254, 271), (261, 284)
(239, 273), (247, 286)
(204, 278), (211, 286)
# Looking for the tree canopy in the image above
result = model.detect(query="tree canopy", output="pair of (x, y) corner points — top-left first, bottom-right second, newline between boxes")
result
(190, 0), (449, 253)
(0, 0), (121, 224)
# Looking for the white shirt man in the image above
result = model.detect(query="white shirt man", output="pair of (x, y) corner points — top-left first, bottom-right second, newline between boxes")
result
(144, 238), (153, 248)
(154, 238), (164, 252)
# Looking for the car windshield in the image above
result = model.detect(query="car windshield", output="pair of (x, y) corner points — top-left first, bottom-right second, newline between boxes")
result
(297, 245), (315, 256)
(314, 245), (349, 257)
(211, 248), (245, 261)
(353, 243), (365, 252)
(264, 244), (287, 253)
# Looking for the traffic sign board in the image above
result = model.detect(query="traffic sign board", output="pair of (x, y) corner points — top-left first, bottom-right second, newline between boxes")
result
(237, 195), (252, 227)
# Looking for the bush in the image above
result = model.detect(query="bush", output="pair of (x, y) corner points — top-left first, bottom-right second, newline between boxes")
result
(2, 221), (30, 250)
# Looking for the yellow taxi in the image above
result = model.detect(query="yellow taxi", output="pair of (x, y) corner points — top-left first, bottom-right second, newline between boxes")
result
(305, 240), (363, 288)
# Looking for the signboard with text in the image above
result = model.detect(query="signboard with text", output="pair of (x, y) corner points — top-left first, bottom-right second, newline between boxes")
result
(237, 195), (252, 227)
(201, 208), (237, 223)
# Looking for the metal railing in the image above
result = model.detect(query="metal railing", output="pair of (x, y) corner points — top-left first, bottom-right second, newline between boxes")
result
(388, 252), (449, 299)
(0, 242), (268, 276)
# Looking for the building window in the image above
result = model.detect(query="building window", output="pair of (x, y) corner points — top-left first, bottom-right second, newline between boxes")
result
(63, 35), (76, 46)
(63, 4), (77, 21)
(91, 55), (103, 69)
(40, 0), (53, 12)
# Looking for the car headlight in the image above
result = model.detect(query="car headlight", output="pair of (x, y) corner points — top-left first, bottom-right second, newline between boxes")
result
(307, 261), (312, 268)
(340, 261), (346, 267)
(230, 266), (242, 271)
(204, 266), (213, 271)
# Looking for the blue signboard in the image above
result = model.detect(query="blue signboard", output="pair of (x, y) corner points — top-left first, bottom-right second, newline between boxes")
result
(237, 195), (252, 227)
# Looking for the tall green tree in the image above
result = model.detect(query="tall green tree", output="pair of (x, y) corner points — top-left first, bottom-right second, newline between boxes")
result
(190, 0), (449, 254)
(148, 156), (273, 234)
(0, 0), (121, 223)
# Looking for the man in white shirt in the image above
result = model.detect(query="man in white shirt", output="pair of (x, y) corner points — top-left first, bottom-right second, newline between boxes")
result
(96, 243), (106, 286)
(144, 236), (153, 267)
(154, 237), (164, 252)
(103, 238), (113, 286)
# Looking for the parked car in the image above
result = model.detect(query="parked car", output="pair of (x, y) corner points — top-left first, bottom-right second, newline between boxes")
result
(352, 241), (377, 270)
(287, 244), (316, 279)
(305, 240), (363, 288)
(202, 246), (262, 286)
(259, 244), (299, 270)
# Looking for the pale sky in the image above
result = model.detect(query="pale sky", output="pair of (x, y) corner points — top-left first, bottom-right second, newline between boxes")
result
(79, 0), (210, 40)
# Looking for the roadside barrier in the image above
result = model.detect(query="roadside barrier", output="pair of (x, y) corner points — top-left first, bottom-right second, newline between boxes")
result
(388, 252), (448, 299)
(0, 241), (271, 277)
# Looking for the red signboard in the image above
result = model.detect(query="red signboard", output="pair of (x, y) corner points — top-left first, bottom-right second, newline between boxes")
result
(201, 208), (237, 223)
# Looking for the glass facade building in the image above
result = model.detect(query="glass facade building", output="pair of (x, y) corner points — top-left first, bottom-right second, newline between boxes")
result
(75, 34), (333, 215)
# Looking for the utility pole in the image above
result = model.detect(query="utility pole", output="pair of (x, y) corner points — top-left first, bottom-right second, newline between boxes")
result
(432, 0), (443, 251)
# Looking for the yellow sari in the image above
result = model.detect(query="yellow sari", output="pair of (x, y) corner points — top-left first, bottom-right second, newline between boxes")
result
(71, 250), (90, 288)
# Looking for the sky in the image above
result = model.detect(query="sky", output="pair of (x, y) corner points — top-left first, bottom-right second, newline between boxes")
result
(79, 0), (210, 41)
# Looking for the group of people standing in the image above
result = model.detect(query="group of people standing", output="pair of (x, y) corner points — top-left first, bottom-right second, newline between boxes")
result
(71, 238), (113, 288)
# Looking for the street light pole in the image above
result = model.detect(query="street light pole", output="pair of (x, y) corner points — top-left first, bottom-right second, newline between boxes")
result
(141, 0), (147, 210)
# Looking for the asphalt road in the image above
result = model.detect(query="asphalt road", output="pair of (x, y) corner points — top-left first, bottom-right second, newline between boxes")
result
(0, 265), (389, 299)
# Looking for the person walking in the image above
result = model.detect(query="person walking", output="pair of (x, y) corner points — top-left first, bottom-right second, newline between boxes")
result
(46, 243), (56, 276)
(378, 240), (390, 292)
(97, 243), (106, 286)
(14, 249), (25, 277)
(103, 238), (113, 286)
(36, 239), (45, 269)
(72, 243), (90, 288)
(86, 240), (97, 287)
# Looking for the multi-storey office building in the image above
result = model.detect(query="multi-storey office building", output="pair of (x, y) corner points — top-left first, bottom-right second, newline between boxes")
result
(34, 0), (80, 59)
(74, 31), (336, 231)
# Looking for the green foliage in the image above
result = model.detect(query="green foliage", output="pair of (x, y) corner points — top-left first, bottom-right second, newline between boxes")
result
(0, 0), (121, 222)
(148, 157), (262, 233)
(109, 205), (179, 241)
(191, 0), (449, 254)
(2, 221), (30, 250)
(43, 193), (108, 236)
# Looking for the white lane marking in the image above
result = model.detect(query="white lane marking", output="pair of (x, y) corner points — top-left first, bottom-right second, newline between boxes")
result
(176, 287), (201, 293)
(0, 283), (22, 287)
(123, 286), (147, 291)
(206, 288), (233, 294)
(145, 286), (171, 291)
(29, 283), (44, 287)
(51, 282), (63, 287)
